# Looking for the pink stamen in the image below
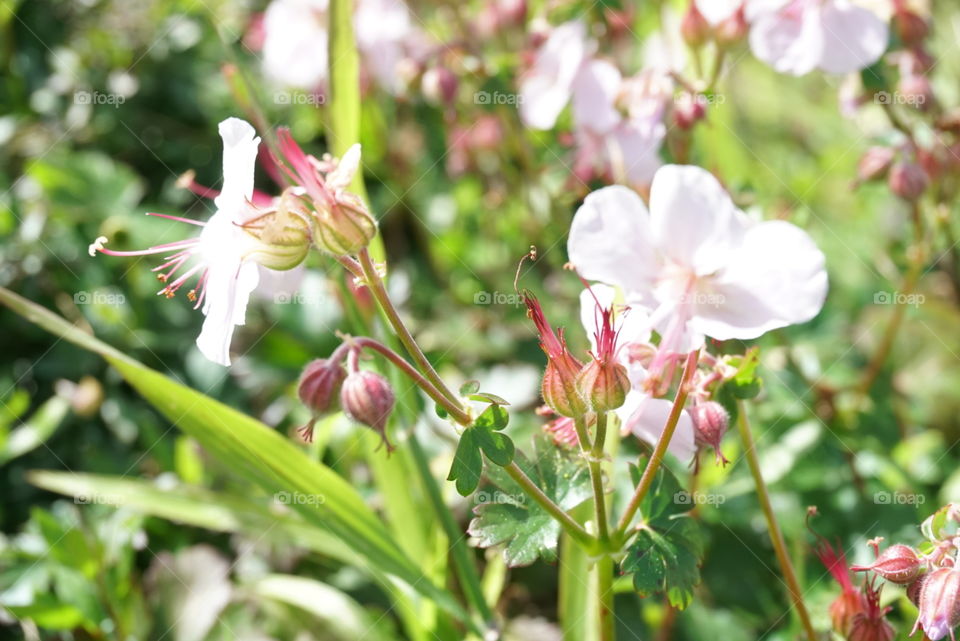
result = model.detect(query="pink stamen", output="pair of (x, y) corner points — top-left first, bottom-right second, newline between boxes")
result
(146, 212), (206, 226)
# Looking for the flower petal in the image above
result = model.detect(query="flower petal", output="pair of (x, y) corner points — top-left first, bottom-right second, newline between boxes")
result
(620, 393), (696, 461)
(748, 2), (824, 76)
(262, 0), (329, 89)
(689, 220), (828, 340)
(215, 118), (261, 221)
(196, 255), (260, 366)
(608, 119), (665, 187)
(648, 165), (744, 275)
(817, 0), (889, 74)
(572, 59), (622, 135)
(568, 185), (658, 301)
(519, 21), (589, 130)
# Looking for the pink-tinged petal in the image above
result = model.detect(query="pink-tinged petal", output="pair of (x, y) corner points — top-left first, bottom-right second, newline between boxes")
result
(326, 143), (361, 192)
(519, 21), (590, 130)
(648, 165), (744, 275)
(689, 220), (828, 340)
(262, 0), (329, 89)
(817, 0), (889, 74)
(749, 2), (824, 76)
(608, 118), (665, 187)
(572, 59), (622, 135)
(216, 118), (261, 221)
(568, 185), (658, 301)
(620, 393), (696, 460)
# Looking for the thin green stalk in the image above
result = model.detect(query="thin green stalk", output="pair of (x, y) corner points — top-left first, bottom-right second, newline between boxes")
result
(614, 350), (700, 540)
(735, 400), (817, 641)
(595, 554), (615, 641)
(574, 414), (609, 543)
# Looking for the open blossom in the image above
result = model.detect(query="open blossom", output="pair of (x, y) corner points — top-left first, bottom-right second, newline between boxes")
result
(749, 0), (889, 75)
(90, 118), (311, 366)
(261, 0), (421, 93)
(568, 165), (828, 362)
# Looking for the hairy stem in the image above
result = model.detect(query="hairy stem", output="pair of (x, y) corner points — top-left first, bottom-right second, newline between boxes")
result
(614, 350), (699, 539)
(736, 400), (817, 641)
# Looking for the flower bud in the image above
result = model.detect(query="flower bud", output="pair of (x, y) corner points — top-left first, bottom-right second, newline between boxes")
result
(312, 195), (377, 256)
(851, 544), (922, 584)
(849, 611), (896, 641)
(893, 5), (928, 47)
(897, 74), (933, 112)
(341, 370), (396, 451)
(831, 590), (867, 636)
(576, 359), (629, 412)
(680, 2), (711, 48)
(421, 66), (458, 106)
(907, 575), (927, 607)
(914, 568), (960, 641)
(715, 5), (748, 46)
(691, 401), (730, 465)
(857, 147), (895, 182)
(673, 94), (707, 130)
(889, 161), (928, 201)
(542, 356), (588, 418)
(297, 358), (347, 442)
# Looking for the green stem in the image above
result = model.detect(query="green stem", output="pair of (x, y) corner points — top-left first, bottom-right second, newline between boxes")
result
(735, 400), (817, 641)
(614, 350), (699, 540)
(407, 433), (496, 631)
(595, 554), (615, 641)
(574, 414), (610, 543)
(358, 248), (461, 407)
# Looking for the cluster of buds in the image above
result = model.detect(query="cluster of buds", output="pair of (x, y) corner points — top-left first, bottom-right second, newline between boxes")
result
(857, 144), (929, 202)
(296, 342), (396, 451)
(680, 1), (747, 51)
(276, 132), (377, 256)
(848, 504), (960, 641)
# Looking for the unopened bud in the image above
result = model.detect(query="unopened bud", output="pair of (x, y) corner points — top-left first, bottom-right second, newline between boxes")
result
(421, 66), (458, 106)
(857, 147), (895, 182)
(831, 590), (867, 637)
(680, 1), (711, 48)
(888, 161), (928, 201)
(907, 575), (927, 607)
(674, 94), (706, 130)
(915, 568), (960, 641)
(692, 401), (729, 465)
(297, 358), (347, 442)
(341, 370), (396, 452)
(849, 613), (896, 641)
(893, 5), (928, 47)
(542, 356), (588, 418)
(715, 5), (748, 46)
(312, 195), (377, 256)
(576, 359), (629, 412)
(242, 198), (313, 271)
(851, 544), (922, 584)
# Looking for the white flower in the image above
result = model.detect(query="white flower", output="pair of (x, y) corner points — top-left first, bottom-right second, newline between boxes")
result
(262, 0), (330, 90)
(519, 21), (592, 130)
(568, 164), (828, 356)
(91, 118), (308, 366)
(748, 0), (889, 75)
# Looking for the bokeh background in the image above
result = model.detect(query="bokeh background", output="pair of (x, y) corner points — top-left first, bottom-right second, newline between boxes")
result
(2, 0), (960, 639)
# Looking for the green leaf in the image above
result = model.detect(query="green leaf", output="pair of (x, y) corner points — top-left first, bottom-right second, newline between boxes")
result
(468, 435), (591, 566)
(0, 393), (70, 465)
(468, 392), (510, 406)
(619, 461), (705, 609)
(435, 403), (449, 419)
(474, 426), (515, 466)
(474, 404), (509, 430)
(447, 429), (483, 496)
(0, 287), (472, 628)
(459, 380), (481, 396)
(722, 348), (763, 400)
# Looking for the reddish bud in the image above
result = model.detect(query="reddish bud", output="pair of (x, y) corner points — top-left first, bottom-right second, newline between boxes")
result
(848, 580), (896, 641)
(715, 5), (748, 46)
(857, 147), (895, 182)
(680, 1), (711, 48)
(893, 6), (928, 47)
(897, 74), (933, 111)
(525, 292), (588, 417)
(340, 371), (396, 452)
(907, 574), (927, 607)
(674, 94), (707, 130)
(914, 567), (960, 641)
(851, 544), (922, 584)
(831, 590), (868, 637)
(421, 66), (458, 106)
(888, 161), (927, 201)
(692, 401), (730, 465)
(576, 359), (629, 412)
(297, 358), (347, 441)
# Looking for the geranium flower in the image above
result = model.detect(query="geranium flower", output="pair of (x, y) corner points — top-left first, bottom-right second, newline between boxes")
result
(90, 118), (310, 366)
(748, 0), (889, 75)
(568, 164), (828, 364)
(518, 21), (592, 130)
